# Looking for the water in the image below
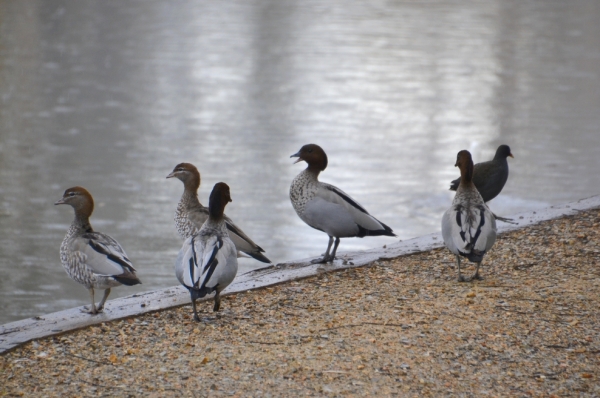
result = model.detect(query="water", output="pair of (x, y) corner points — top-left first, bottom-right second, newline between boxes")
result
(1, 0), (599, 324)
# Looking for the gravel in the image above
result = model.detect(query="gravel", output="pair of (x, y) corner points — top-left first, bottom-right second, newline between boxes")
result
(2, 209), (599, 397)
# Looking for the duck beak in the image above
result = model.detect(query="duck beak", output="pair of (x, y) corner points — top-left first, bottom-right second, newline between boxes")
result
(166, 171), (176, 179)
(290, 151), (303, 164)
(54, 198), (66, 205)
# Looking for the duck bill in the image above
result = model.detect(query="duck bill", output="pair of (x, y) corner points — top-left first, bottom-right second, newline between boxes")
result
(166, 172), (176, 179)
(54, 198), (66, 205)
(290, 152), (303, 164)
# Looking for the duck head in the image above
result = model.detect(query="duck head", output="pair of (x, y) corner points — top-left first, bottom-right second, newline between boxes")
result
(208, 182), (232, 220)
(167, 162), (201, 191)
(290, 144), (328, 173)
(55, 186), (95, 218)
(455, 150), (474, 183)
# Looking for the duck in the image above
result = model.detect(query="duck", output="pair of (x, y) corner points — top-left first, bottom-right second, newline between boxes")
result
(175, 182), (238, 320)
(449, 144), (513, 203)
(55, 186), (141, 314)
(442, 150), (497, 282)
(290, 144), (396, 264)
(167, 163), (271, 264)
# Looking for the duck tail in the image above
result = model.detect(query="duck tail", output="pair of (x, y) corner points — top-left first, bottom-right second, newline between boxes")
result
(189, 286), (214, 301)
(113, 272), (142, 286)
(467, 250), (485, 263)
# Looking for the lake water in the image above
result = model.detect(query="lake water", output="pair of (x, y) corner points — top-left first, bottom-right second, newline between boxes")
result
(1, 0), (599, 324)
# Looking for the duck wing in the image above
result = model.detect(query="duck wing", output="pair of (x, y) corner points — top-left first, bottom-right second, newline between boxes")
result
(301, 183), (394, 238)
(442, 204), (496, 260)
(223, 215), (271, 263)
(176, 234), (235, 296)
(73, 232), (140, 284)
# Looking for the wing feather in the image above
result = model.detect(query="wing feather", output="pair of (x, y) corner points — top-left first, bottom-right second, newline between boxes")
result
(72, 232), (135, 276)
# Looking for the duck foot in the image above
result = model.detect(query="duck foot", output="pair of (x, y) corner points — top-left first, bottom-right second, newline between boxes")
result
(80, 306), (101, 315)
(311, 256), (334, 264)
(471, 273), (484, 281)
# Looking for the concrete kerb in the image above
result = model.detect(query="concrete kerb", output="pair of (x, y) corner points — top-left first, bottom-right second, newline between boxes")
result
(1, 195), (599, 354)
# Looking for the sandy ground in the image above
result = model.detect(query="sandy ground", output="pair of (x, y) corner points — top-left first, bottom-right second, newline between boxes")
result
(1, 208), (599, 397)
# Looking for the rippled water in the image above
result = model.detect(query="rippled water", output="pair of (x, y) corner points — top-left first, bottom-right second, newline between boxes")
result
(1, 0), (599, 324)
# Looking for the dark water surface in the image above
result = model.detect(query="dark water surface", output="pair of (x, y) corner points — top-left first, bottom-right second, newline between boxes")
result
(1, 0), (599, 324)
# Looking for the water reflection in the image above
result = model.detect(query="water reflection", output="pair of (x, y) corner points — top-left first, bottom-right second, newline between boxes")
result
(0, 0), (599, 324)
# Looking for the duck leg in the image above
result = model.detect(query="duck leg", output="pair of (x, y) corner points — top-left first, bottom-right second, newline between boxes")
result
(456, 255), (467, 282)
(213, 291), (222, 312)
(468, 262), (483, 281)
(81, 288), (99, 314)
(96, 288), (111, 312)
(329, 237), (341, 262)
(191, 294), (201, 322)
(311, 236), (334, 264)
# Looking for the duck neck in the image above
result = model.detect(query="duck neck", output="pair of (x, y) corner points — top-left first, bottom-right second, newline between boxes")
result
(208, 201), (225, 222)
(73, 212), (94, 233)
(305, 166), (321, 180)
(182, 187), (201, 207)
(460, 161), (474, 186)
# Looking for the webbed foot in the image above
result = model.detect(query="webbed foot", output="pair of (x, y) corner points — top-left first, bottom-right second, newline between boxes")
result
(311, 255), (334, 264)
(80, 306), (101, 315)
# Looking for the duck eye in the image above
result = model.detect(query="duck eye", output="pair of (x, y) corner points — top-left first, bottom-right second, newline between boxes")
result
(69, 192), (75, 197)
(177, 168), (184, 171)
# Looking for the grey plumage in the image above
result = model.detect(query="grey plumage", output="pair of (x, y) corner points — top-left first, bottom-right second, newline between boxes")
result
(442, 151), (497, 282)
(56, 186), (141, 314)
(175, 182), (238, 321)
(290, 144), (395, 264)
(167, 163), (271, 264)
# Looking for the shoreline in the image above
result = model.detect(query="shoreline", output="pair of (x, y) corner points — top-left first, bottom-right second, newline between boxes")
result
(1, 195), (599, 355)
(0, 197), (599, 396)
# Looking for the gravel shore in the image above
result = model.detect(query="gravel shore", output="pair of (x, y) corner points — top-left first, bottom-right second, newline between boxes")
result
(2, 208), (599, 397)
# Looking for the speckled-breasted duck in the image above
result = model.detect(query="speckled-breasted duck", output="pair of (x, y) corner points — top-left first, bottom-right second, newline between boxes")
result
(167, 163), (271, 264)
(449, 144), (513, 203)
(175, 182), (238, 320)
(290, 144), (396, 264)
(442, 150), (497, 282)
(55, 186), (141, 314)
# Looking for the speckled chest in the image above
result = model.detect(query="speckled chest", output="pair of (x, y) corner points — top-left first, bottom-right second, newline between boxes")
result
(174, 198), (204, 240)
(289, 170), (319, 215)
(59, 224), (97, 288)
(59, 224), (78, 269)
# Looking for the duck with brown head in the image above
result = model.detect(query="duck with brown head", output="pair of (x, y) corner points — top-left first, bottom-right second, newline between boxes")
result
(175, 182), (238, 321)
(167, 162), (271, 264)
(55, 186), (141, 314)
(442, 150), (497, 282)
(290, 144), (396, 264)
(449, 144), (513, 203)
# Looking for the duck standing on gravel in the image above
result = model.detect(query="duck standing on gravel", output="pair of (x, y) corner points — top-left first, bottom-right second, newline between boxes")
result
(167, 163), (271, 264)
(442, 151), (497, 282)
(449, 144), (513, 203)
(55, 186), (141, 314)
(290, 144), (396, 264)
(175, 182), (238, 320)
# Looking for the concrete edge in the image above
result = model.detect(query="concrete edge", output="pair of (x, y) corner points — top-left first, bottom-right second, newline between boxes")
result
(2, 195), (599, 354)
